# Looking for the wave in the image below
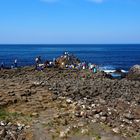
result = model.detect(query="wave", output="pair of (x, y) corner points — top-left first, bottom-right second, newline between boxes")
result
(99, 65), (128, 73)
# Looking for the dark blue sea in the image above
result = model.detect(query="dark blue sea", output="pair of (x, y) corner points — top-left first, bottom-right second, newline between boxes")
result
(0, 44), (140, 71)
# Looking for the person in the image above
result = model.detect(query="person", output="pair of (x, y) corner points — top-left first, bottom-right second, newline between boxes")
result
(11, 64), (14, 69)
(0, 62), (4, 70)
(82, 62), (86, 70)
(14, 59), (17, 68)
(38, 56), (42, 64)
(35, 57), (39, 64)
(45, 60), (49, 67)
(35, 56), (39, 69)
(93, 64), (97, 73)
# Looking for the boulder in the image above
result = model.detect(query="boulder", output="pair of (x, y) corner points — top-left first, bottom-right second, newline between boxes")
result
(127, 65), (140, 80)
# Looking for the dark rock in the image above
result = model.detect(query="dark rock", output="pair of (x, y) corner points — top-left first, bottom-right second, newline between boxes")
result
(0, 129), (6, 138)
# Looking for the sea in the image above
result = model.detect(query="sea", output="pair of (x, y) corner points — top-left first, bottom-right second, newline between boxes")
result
(0, 44), (140, 71)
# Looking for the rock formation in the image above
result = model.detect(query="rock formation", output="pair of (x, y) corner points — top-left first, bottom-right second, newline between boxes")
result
(127, 65), (140, 80)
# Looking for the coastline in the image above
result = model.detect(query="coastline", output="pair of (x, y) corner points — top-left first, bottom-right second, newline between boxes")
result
(0, 66), (140, 139)
(0, 44), (140, 71)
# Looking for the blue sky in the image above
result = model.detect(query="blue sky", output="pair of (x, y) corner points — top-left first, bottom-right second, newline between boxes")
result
(0, 0), (140, 44)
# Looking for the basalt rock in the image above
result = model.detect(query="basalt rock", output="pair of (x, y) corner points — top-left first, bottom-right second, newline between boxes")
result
(127, 65), (140, 80)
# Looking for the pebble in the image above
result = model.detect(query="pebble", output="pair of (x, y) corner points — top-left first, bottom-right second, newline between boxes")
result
(81, 128), (89, 134)
(0, 121), (6, 126)
(66, 98), (72, 104)
(31, 112), (39, 117)
(59, 131), (67, 138)
(112, 128), (120, 133)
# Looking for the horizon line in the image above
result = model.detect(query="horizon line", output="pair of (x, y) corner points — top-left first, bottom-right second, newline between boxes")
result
(0, 43), (140, 45)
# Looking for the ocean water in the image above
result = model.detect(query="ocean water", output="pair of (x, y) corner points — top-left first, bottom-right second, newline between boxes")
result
(0, 44), (140, 71)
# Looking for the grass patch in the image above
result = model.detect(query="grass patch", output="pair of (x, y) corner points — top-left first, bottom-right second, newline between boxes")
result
(0, 108), (32, 123)
(0, 108), (9, 120)
(135, 136), (140, 140)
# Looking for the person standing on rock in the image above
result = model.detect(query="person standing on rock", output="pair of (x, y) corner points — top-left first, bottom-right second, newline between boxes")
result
(93, 64), (97, 73)
(35, 57), (39, 70)
(38, 56), (42, 64)
(14, 59), (18, 68)
(0, 62), (4, 70)
(35, 56), (42, 70)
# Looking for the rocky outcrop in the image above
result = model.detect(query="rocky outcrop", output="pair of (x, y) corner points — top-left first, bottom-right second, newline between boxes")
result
(0, 67), (140, 139)
(56, 53), (80, 68)
(127, 65), (140, 80)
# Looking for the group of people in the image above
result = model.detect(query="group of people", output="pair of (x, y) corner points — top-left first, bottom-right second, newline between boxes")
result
(35, 56), (57, 71)
(0, 59), (18, 70)
(34, 53), (98, 73)
(0, 52), (98, 74)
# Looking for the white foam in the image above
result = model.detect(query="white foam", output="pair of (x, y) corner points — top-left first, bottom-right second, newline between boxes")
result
(121, 70), (128, 73)
(103, 70), (116, 73)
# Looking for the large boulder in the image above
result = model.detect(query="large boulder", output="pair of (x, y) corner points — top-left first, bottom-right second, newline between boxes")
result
(127, 65), (140, 80)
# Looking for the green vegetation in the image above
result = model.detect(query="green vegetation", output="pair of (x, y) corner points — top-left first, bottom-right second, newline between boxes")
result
(135, 136), (140, 140)
(0, 108), (32, 123)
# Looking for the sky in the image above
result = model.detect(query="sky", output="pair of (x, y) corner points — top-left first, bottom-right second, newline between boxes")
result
(0, 0), (140, 44)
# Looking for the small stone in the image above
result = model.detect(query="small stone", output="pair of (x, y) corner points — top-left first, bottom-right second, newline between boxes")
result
(18, 126), (23, 131)
(11, 125), (18, 131)
(0, 129), (6, 137)
(80, 111), (84, 116)
(78, 122), (84, 127)
(91, 104), (96, 108)
(112, 127), (120, 133)
(25, 125), (30, 129)
(81, 128), (88, 134)
(0, 121), (6, 126)
(124, 113), (134, 120)
(91, 119), (97, 123)
(66, 99), (72, 104)
(94, 114), (100, 119)
(31, 112), (39, 117)
(122, 118), (131, 124)
(100, 116), (106, 122)
(135, 119), (140, 123)
(59, 131), (67, 138)
(99, 99), (106, 105)
(7, 122), (12, 126)
(82, 105), (86, 109)
(108, 112), (112, 115)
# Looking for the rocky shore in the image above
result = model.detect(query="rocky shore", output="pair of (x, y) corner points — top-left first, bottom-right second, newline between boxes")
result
(0, 67), (140, 140)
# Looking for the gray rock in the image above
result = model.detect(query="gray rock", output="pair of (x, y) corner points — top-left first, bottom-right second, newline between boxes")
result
(127, 65), (140, 80)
